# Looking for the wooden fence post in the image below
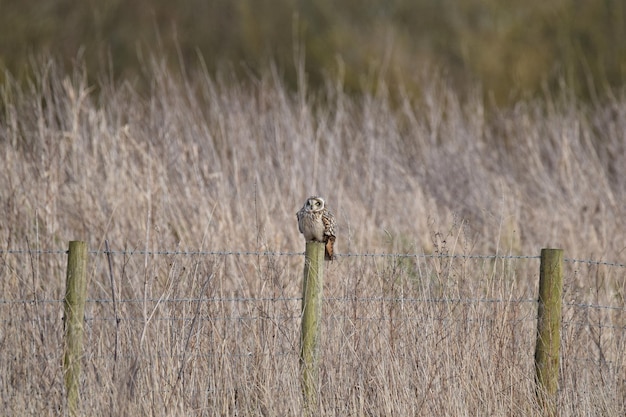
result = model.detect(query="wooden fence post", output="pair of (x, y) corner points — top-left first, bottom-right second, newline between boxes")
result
(534, 248), (563, 416)
(300, 241), (325, 412)
(64, 241), (88, 417)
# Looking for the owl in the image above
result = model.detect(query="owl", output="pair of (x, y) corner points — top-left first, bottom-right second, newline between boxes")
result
(296, 196), (337, 261)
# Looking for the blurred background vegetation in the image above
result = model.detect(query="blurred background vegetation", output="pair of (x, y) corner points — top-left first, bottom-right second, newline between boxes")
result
(0, 0), (625, 104)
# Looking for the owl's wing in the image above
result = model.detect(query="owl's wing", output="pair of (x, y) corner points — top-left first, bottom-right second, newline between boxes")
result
(296, 209), (304, 234)
(324, 235), (335, 261)
(321, 210), (336, 238)
(322, 210), (336, 261)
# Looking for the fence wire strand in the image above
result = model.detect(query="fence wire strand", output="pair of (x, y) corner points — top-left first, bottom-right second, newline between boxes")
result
(1, 248), (626, 310)
(2, 297), (626, 314)
(2, 246), (624, 368)
(2, 247), (625, 268)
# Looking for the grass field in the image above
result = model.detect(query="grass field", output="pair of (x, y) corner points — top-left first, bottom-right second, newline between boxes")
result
(1, 59), (625, 415)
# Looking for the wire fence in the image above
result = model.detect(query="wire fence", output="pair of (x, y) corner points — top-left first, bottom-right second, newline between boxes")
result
(1, 246), (625, 414)
(3, 246), (626, 266)
(1, 248), (625, 307)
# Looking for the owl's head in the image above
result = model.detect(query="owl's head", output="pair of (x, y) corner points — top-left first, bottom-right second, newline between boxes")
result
(304, 196), (325, 212)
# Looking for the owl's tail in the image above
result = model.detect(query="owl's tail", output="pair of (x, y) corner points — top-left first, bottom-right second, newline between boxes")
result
(324, 236), (336, 261)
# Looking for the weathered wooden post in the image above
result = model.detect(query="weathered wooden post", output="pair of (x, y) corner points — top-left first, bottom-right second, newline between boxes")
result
(64, 241), (88, 417)
(300, 241), (325, 412)
(534, 248), (563, 416)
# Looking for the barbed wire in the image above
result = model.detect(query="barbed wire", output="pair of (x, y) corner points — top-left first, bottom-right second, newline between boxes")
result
(0, 249), (69, 255)
(76, 317), (622, 331)
(1, 247), (625, 268)
(2, 296), (625, 313)
(11, 347), (623, 371)
(0, 296), (536, 305)
(0, 248), (518, 257)
(2, 310), (623, 334)
(562, 257), (626, 268)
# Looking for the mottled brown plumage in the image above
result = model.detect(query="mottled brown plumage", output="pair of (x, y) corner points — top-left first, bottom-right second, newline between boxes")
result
(296, 196), (337, 261)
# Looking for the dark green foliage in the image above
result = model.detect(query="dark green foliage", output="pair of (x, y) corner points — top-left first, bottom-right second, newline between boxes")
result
(1, 0), (624, 102)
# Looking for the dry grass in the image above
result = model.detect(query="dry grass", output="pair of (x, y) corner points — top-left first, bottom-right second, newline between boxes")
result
(1, 59), (625, 415)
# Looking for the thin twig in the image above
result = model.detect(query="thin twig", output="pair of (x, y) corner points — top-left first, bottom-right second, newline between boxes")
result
(105, 240), (119, 362)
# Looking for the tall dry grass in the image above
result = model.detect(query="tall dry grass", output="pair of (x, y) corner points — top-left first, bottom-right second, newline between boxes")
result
(2, 59), (626, 257)
(0, 58), (625, 415)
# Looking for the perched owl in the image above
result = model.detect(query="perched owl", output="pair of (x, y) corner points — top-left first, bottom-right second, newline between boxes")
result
(296, 196), (337, 261)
